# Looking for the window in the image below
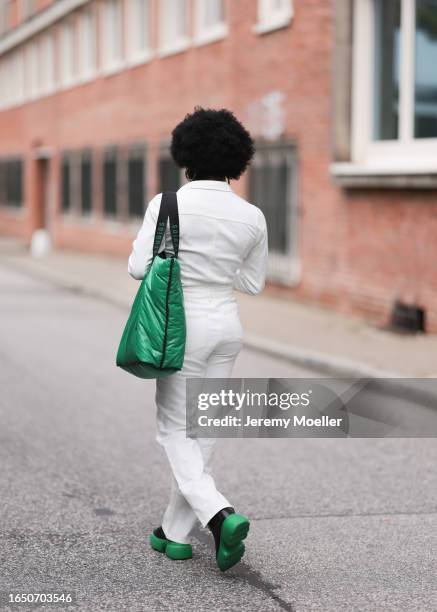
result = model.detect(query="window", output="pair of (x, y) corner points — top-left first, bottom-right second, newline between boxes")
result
(6, 159), (23, 207)
(103, 147), (118, 217)
(80, 149), (93, 215)
(79, 9), (96, 81)
(60, 20), (75, 87)
(373, 0), (401, 140)
(20, 0), (37, 20)
(61, 152), (72, 213)
(39, 32), (55, 95)
(0, 158), (24, 207)
(255, 0), (294, 34)
(0, 0), (10, 37)
(26, 40), (39, 99)
(101, 0), (123, 72)
(249, 143), (298, 284)
(159, 0), (189, 55)
(158, 150), (182, 192)
(128, 144), (146, 217)
(2, 51), (24, 108)
(0, 161), (5, 203)
(128, 0), (150, 62)
(13, 49), (24, 104)
(0, 59), (5, 109)
(12, 50), (24, 105)
(351, 0), (437, 170)
(194, 0), (227, 45)
(415, 0), (437, 138)
(60, 150), (93, 216)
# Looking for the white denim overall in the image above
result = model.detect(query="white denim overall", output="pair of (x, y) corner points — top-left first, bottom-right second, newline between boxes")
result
(128, 180), (268, 544)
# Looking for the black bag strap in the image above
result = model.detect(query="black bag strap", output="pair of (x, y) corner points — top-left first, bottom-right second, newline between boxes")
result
(152, 191), (179, 258)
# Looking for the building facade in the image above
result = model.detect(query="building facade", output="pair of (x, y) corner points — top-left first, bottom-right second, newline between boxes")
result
(0, 0), (436, 331)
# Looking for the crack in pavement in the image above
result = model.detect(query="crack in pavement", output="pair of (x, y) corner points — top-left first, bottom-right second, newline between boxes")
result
(192, 527), (295, 612)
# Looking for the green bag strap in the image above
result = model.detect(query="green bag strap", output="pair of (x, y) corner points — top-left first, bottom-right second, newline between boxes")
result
(152, 191), (180, 258)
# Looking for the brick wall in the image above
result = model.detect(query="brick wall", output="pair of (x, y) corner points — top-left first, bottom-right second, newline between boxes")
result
(0, 0), (436, 331)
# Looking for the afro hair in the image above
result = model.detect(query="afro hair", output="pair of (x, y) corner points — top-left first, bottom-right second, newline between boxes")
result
(170, 107), (255, 181)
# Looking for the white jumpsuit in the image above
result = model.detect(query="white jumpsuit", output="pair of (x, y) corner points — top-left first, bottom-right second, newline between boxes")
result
(128, 179), (268, 544)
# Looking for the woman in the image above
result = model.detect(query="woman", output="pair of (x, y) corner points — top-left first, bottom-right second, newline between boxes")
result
(128, 107), (268, 571)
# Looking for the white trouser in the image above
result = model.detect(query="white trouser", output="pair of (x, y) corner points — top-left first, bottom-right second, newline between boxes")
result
(155, 285), (243, 544)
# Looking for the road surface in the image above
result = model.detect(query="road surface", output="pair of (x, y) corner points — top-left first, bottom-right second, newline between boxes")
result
(0, 264), (436, 611)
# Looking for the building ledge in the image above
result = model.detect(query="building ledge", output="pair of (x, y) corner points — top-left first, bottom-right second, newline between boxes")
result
(253, 9), (294, 35)
(0, 0), (88, 55)
(193, 23), (228, 47)
(331, 162), (437, 189)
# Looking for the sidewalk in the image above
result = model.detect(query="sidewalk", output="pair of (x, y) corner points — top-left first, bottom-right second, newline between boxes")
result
(1, 236), (436, 377)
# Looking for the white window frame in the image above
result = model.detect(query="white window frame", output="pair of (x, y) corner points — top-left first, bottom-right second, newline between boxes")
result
(194, 0), (228, 47)
(8, 50), (23, 106)
(158, 0), (190, 57)
(26, 39), (39, 99)
(60, 19), (76, 89)
(6, 56), (14, 107)
(0, 59), (5, 109)
(78, 7), (96, 81)
(351, 0), (437, 174)
(0, 0), (9, 37)
(39, 32), (55, 96)
(127, 0), (152, 65)
(3, 53), (12, 107)
(101, 0), (124, 75)
(254, 0), (294, 35)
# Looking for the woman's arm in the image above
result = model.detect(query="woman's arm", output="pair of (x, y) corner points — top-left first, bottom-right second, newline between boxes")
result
(233, 208), (268, 295)
(127, 194), (162, 280)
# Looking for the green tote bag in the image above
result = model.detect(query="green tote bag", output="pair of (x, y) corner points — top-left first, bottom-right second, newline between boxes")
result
(116, 191), (186, 378)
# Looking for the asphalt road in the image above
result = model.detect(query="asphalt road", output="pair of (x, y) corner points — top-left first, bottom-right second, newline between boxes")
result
(0, 264), (436, 612)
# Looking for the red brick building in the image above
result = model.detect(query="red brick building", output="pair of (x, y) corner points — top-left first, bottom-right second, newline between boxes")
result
(0, 0), (436, 331)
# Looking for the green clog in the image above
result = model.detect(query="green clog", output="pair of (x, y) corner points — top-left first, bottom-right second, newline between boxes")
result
(216, 513), (250, 571)
(149, 529), (192, 561)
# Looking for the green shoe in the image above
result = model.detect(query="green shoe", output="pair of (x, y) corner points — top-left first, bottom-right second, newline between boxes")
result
(208, 509), (250, 572)
(149, 527), (192, 561)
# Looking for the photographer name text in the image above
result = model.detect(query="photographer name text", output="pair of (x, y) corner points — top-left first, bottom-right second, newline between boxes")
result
(198, 415), (343, 428)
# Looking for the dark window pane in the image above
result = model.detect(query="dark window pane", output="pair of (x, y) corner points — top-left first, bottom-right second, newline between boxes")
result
(128, 147), (145, 217)
(272, 158), (288, 253)
(415, 0), (437, 138)
(0, 162), (5, 205)
(61, 153), (71, 212)
(249, 148), (291, 256)
(6, 159), (23, 207)
(373, 0), (401, 140)
(103, 147), (117, 217)
(158, 156), (181, 192)
(81, 150), (92, 214)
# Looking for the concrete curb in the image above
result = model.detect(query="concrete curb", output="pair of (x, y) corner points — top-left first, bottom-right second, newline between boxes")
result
(243, 334), (437, 411)
(243, 333), (403, 379)
(5, 252), (436, 407)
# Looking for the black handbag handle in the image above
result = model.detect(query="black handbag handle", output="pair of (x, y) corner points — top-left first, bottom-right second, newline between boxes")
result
(152, 191), (179, 258)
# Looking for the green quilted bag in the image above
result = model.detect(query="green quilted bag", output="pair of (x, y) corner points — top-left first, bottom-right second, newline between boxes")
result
(116, 192), (186, 378)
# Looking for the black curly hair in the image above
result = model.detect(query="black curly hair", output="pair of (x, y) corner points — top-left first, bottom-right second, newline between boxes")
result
(170, 107), (255, 181)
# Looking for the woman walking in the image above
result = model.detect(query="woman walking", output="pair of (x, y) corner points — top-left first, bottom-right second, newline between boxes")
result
(127, 108), (268, 571)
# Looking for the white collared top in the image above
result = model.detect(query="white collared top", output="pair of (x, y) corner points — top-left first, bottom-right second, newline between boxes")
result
(128, 180), (268, 295)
